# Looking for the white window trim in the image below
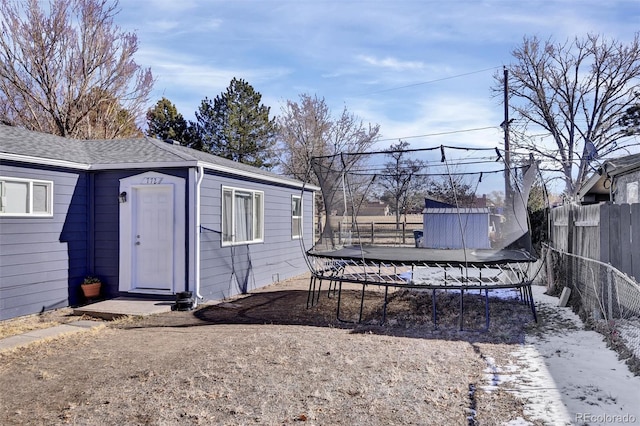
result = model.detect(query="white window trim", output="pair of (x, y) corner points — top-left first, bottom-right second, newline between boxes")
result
(0, 176), (54, 217)
(292, 194), (303, 239)
(221, 185), (264, 246)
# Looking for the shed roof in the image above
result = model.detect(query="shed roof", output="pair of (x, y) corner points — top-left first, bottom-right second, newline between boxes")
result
(422, 208), (490, 214)
(0, 124), (318, 190)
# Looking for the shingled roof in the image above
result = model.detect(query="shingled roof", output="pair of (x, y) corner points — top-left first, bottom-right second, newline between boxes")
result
(0, 124), (313, 188)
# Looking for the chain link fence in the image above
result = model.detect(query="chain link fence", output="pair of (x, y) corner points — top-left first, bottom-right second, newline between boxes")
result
(532, 244), (640, 373)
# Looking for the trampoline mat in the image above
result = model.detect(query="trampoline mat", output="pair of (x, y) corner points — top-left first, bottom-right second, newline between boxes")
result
(307, 245), (537, 266)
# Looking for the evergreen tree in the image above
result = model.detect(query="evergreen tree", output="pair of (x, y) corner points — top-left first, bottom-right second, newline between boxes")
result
(146, 97), (189, 143)
(194, 78), (278, 169)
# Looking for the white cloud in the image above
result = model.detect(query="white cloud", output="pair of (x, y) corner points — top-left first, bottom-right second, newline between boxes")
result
(118, 0), (638, 163)
(148, 20), (181, 33)
(347, 92), (504, 152)
(357, 55), (428, 72)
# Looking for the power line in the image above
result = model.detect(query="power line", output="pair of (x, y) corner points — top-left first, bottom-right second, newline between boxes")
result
(377, 126), (499, 142)
(355, 66), (502, 96)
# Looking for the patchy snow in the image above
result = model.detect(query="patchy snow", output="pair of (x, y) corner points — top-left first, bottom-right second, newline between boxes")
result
(485, 285), (640, 426)
(411, 265), (503, 285)
(617, 318), (640, 362)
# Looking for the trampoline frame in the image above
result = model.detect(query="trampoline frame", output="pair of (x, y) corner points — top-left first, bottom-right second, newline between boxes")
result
(305, 245), (538, 330)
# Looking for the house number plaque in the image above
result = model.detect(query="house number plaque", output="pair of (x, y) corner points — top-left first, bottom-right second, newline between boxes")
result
(142, 177), (164, 184)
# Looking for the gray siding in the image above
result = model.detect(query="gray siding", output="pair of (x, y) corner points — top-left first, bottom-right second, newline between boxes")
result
(199, 172), (314, 300)
(0, 162), (88, 320)
(0, 161), (313, 319)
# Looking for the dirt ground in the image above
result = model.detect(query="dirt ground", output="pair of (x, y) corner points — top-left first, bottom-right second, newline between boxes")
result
(0, 274), (550, 425)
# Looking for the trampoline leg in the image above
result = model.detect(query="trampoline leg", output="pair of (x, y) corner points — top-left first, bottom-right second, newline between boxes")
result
(311, 278), (322, 306)
(336, 281), (345, 322)
(306, 275), (316, 308)
(527, 285), (538, 322)
(484, 288), (490, 330)
(459, 288), (464, 331)
(358, 283), (366, 323)
(328, 279), (335, 298)
(381, 286), (389, 325)
(432, 289), (438, 330)
(316, 280), (322, 304)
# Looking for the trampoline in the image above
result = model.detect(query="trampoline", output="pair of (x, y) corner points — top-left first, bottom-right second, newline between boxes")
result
(306, 244), (537, 329)
(300, 144), (543, 330)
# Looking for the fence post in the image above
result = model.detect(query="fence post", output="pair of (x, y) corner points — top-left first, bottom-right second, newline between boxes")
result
(610, 204), (622, 271)
(607, 267), (613, 320)
(402, 222), (406, 244)
(545, 246), (555, 293)
(619, 204), (632, 277)
(371, 222), (375, 244)
(566, 205), (574, 289)
(338, 221), (342, 244)
(633, 203), (640, 282)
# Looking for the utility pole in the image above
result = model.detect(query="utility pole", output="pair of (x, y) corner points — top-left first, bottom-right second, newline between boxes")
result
(503, 66), (511, 203)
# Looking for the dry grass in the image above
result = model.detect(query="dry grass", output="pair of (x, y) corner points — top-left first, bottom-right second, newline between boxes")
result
(0, 274), (545, 425)
(0, 308), (85, 339)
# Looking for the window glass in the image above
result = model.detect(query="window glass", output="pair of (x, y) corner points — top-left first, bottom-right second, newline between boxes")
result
(0, 177), (53, 216)
(221, 187), (264, 245)
(254, 192), (263, 240)
(32, 183), (49, 212)
(222, 188), (233, 243)
(4, 181), (29, 213)
(292, 196), (302, 238)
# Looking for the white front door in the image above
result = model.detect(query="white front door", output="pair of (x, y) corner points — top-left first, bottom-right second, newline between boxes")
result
(133, 185), (174, 290)
(119, 172), (186, 294)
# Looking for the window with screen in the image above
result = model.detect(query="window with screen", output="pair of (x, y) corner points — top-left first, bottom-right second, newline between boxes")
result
(0, 177), (53, 217)
(292, 195), (302, 239)
(222, 186), (264, 245)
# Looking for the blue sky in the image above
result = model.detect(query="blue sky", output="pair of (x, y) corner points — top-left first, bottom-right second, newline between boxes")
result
(116, 0), (639, 193)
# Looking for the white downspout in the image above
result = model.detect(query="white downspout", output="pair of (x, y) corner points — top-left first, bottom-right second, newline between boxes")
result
(194, 166), (204, 305)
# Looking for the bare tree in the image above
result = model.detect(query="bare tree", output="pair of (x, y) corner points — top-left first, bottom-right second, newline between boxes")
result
(499, 34), (640, 196)
(0, 0), (153, 139)
(277, 94), (380, 244)
(277, 94), (332, 182)
(427, 174), (477, 207)
(378, 141), (428, 229)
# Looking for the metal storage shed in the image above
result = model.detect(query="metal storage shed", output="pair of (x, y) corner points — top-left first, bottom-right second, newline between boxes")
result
(421, 207), (491, 249)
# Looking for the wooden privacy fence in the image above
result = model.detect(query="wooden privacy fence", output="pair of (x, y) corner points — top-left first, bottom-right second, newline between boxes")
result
(550, 202), (640, 282)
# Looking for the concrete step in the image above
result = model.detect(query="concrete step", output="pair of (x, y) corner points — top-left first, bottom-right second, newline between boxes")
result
(74, 297), (174, 320)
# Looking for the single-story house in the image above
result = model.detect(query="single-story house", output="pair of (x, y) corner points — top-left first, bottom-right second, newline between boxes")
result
(579, 152), (640, 205)
(0, 124), (318, 321)
(336, 200), (390, 216)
